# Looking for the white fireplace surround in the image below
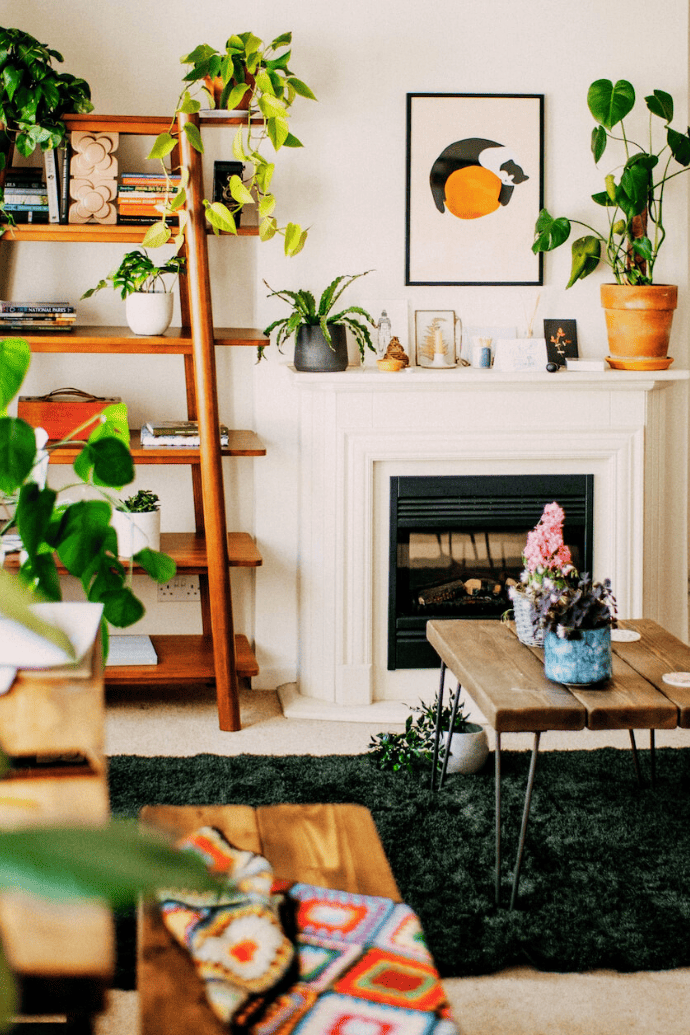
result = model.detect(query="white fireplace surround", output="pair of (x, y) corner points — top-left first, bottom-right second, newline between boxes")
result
(280, 366), (689, 721)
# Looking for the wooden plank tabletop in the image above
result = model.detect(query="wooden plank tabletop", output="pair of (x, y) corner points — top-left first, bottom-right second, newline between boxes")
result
(426, 619), (586, 733)
(613, 619), (690, 727)
(138, 804), (400, 1035)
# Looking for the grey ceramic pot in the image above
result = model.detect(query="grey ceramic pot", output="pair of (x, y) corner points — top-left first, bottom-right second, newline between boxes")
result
(294, 324), (348, 372)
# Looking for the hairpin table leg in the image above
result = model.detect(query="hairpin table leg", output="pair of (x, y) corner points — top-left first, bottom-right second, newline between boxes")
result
(510, 731), (541, 911)
(650, 729), (656, 788)
(431, 662), (446, 791)
(495, 731), (501, 907)
(629, 730), (644, 787)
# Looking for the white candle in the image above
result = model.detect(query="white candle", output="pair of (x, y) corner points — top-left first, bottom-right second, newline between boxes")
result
(434, 328), (444, 354)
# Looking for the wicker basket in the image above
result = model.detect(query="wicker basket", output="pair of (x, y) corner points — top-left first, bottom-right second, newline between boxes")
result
(509, 587), (544, 646)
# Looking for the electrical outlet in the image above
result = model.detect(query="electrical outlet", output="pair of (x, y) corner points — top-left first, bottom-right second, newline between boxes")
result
(158, 575), (201, 602)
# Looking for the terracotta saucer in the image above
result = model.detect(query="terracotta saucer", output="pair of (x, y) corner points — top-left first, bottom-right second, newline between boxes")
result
(606, 356), (674, 370)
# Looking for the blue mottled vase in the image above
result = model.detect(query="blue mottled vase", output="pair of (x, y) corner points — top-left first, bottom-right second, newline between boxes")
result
(543, 627), (612, 685)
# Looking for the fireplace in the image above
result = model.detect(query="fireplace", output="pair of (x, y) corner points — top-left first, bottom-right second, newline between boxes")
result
(388, 473), (594, 668)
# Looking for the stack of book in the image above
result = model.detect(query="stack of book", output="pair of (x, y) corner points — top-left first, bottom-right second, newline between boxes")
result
(1, 168), (49, 224)
(141, 420), (230, 447)
(0, 301), (76, 333)
(117, 173), (182, 225)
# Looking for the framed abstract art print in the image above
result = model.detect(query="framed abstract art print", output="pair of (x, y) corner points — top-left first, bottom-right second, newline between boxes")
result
(405, 93), (544, 286)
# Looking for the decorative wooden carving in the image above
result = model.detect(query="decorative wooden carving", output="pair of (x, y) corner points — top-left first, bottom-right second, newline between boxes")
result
(69, 131), (119, 223)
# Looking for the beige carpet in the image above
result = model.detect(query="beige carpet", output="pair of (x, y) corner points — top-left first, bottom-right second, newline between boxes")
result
(98, 681), (690, 1035)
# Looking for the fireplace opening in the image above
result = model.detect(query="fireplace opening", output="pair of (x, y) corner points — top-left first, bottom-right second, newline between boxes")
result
(388, 474), (594, 669)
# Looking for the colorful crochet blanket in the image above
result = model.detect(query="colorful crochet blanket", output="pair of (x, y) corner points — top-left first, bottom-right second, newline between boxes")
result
(158, 826), (459, 1035)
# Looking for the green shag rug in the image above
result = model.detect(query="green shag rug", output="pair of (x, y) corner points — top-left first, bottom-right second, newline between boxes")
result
(108, 748), (690, 987)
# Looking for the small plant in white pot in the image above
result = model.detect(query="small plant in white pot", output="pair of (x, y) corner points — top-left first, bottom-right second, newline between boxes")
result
(112, 489), (161, 558)
(82, 248), (185, 336)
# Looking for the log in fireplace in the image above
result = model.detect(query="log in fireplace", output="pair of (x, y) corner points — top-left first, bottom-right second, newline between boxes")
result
(388, 473), (594, 668)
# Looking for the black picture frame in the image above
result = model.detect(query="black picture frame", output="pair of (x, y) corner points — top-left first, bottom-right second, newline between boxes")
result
(405, 93), (544, 286)
(543, 319), (579, 366)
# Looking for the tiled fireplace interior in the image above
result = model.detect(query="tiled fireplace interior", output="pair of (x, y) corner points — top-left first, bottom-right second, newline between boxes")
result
(282, 366), (688, 718)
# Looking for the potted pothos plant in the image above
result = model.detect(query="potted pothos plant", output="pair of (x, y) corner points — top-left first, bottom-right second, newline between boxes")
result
(81, 248), (185, 336)
(532, 79), (690, 369)
(0, 337), (176, 659)
(261, 271), (376, 370)
(111, 489), (161, 558)
(368, 688), (488, 777)
(143, 31), (316, 257)
(0, 26), (93, 227)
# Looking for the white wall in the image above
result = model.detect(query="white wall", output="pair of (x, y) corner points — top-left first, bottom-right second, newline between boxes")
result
(3, 0), (688, 686)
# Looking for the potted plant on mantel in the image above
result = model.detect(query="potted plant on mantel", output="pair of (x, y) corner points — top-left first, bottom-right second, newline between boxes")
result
(143, 31), (316, 257)
(81, 248), (185, 336)
(532, 78), (690, 370)
(261, 272), (376, 370)
(532, 571), (618, 686)
(0, 26), (93, 227)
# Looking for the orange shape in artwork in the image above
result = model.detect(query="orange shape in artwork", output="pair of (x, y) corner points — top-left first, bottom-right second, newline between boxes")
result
(443, 166), (502, 219)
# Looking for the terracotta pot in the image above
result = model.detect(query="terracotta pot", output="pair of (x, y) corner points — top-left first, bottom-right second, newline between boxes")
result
(204, 74), (255, 111)
(600, 284), (677, 370)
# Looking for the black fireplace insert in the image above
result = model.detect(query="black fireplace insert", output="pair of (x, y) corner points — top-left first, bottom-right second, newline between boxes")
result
(388, 473), (594, 668)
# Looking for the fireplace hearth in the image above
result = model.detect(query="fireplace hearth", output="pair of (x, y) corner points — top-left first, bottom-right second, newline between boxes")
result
(388, 473), (593, 668)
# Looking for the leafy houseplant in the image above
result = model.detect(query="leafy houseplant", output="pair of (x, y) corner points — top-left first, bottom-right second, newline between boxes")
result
(143, 31), (316, 257)
(0, 27), (93, 227)
(532, 79), (690, 368)
(368, 689), (487, 776)
(532, 571), (618, 686)
(82, 249), (185, 336)
(261, 272), (376, 370)
(111, 490), (161, 558)
(0, 337), (176, 657)
(118, 489), (160, 512)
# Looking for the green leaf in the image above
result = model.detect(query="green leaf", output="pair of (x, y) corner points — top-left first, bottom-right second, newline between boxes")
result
(591, 190), (614, 207)
(587, 79), (635, 130)
(0, 416), (36, 493)
(532, 208), (571, 253)
(0, 336), (30, 413)
(16, 483), (56, 557)
(232, 126), (248, 161)
(267, 116), (289, 150)
(21, 551), (61, 602)
(591, 125), (607, 163)
(178, 92), (201, 115)
(284, 222), (302, 256)
(258, 194), (276, 217)
(133, 548), (177, 582)
(221, 83), (249, 111)
(667, 127), (690, 167)
(567, 235), (601, 288)
(0, 820), (217, 908)
(100, 586), (145, 627)
(204, 202), (237, 234)
(182, 121), (204, 153)
(259, 216), (278, 241)
(282, 132), (303, 148)
(229, 175), (254, 206)
(87, 402), (130, 446)
(77, 436), (134, 489)
(258, 93), (288, 121)
(146, 132), (177, 160)
(618, 161), (651, 217)
(141, 221), (172, 249)
(632, 235), (654, 261)
(55, 500), (112, 576)
(605, 174), (617, 203)
(645, 89), (673, 122)
(288, 77), (317, 101)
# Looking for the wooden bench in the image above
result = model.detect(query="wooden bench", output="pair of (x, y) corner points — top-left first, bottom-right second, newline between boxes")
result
(138, 803), (401, 1035)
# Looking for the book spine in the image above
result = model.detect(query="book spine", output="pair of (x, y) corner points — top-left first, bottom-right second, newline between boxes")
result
(2, 178), (46, 189)
(43, 150), (61, 224)
(59, 142), (70, 224)
(0, 305), (75, 314)
(3, 195), (49, 206)
(3, 204), (50, 212)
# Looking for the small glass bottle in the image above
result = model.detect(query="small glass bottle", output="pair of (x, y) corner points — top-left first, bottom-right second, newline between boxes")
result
(377, 310), (392, 357)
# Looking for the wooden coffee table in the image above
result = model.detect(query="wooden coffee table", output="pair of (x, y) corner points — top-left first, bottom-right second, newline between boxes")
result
(426, 618), (690, 908)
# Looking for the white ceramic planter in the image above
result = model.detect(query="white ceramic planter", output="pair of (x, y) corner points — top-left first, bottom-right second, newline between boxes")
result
(111, 508), (161, 557)
(125, 292), (173, 336)
(441, 724), (490, 774)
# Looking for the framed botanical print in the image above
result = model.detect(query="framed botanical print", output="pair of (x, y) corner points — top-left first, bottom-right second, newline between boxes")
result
(405, 93), (544, 286)
(543, 319), (579, 367)
(414, 310), (457, 367)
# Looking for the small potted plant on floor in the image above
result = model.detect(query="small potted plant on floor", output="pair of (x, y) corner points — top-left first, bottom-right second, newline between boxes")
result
(532, 571), (618, 685)
(111, 489), (161, 558)
(532, 79), (690, 369)
(508, 501), (577, 646)
(368, 688), (488, 776)
(261, 271), (376, 370)
(81, 248), (185, 336)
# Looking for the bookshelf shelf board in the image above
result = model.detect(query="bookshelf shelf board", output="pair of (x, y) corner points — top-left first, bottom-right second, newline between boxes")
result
(3, 532), (262, 574)
(1, 224), (259, 242)
(63, 113), (261, 133)
(46, 429), (265, 462)
(104, 633), (259, 683)
(14, 326), (268, 351)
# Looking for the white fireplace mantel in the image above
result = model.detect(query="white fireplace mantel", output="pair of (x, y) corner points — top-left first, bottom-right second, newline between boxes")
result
(282, 365), (689, 720)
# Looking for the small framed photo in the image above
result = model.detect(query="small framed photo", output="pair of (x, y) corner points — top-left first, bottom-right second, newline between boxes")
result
(212, 160), (245, 205)
(543, 319), (578, 367)
(414, 310), (457, 367)
(493, 337), (547, 371)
